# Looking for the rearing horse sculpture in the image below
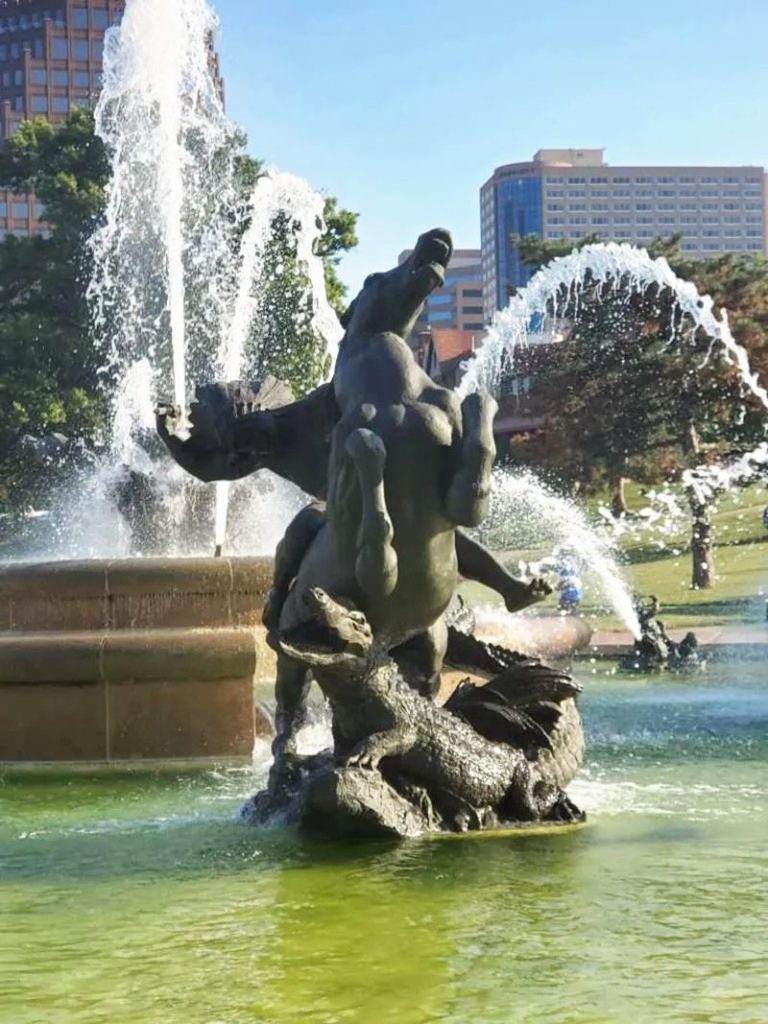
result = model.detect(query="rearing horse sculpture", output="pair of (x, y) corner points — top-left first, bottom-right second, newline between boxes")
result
(273, 229), (498, 743)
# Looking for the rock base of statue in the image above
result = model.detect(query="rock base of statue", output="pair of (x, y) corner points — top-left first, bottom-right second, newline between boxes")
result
(242, 752), (585, 840)
(242, 591), (586, 841)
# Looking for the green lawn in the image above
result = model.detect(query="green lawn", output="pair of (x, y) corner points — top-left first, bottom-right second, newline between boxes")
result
(462, 480), (768, 631)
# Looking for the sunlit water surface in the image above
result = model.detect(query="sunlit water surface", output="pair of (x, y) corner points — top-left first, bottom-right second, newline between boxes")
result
(1, 663), (766, 1024)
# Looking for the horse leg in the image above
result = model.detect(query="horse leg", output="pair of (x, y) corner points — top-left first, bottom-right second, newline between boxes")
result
(263, 501), (326, 633)
(345, 427), (398, 600)
(445, 392), (498, 527)
(268, 650), (313, 789)
(391, 618), (448, 700)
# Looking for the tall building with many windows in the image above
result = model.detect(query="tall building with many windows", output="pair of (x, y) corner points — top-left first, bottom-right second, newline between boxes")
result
(0, 0), (126, 237)
(480, 148), (768, 319)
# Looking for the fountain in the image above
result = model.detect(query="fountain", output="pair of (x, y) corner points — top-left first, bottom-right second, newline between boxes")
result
(0, 0), (343, 762)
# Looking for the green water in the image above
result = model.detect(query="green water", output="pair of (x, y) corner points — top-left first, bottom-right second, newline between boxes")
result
(1, 663), (766, 1024)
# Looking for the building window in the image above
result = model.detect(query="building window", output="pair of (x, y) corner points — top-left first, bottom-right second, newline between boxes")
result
(592, 216), (610, 225)
(635, 203), (653, 211)
(52, 69), (68, 86)
(31, 95), (47, 112)
(13, 68), (22, 85)
(590, 176), (608, 184)
(462, 306), (483, 315)
(73, 70), (89, 87)
(51, 37), (67, 59)
(92, 9), (109, 30)
(33, 202), (45, 219)
(31, 68), (47, 85)
(72, 7), (88, 29)
(12, 201), (28, 219)
(93, 41), (104, 61)
(464, 289), (483, 297)
(0, 201), (6, 217)
(428, 311), (453, 323)
(12, 96), (22, 111)
(635, 176), (654, 183)
(52, 96), (69, 113)
(567, 176), (586, 184)
(72, 40), (89, 61)
(427, 294), (452, 306)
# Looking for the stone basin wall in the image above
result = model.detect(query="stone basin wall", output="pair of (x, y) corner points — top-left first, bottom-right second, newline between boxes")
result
(0, 557), (274, 762)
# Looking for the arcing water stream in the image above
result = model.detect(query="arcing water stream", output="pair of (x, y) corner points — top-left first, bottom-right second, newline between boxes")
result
(459, 242), (768, 635)
(459, 241), (768, 410)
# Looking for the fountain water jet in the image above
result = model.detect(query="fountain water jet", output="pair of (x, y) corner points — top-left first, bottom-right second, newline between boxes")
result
(459, 242), (768, 410)
(478, 469), (642, 637)
(459, 241), (768, 624)
(213, 170), (343, 553)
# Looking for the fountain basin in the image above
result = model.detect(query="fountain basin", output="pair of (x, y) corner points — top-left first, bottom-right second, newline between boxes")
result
(0, 557), (274, 762)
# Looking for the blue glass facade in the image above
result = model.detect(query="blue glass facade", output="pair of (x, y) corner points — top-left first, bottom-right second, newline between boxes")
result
(495, 175), (543, 305)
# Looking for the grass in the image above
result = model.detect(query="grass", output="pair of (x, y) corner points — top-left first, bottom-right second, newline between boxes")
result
(461, 479), (768, 632)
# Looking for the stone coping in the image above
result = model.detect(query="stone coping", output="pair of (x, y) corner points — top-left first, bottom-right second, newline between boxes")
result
(0, 556), (274, 631)
(0, 556), (274, 600)
(0, 627), (257, 684)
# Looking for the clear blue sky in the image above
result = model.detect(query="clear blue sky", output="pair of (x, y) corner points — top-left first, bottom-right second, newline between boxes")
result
(213, 0), (768, 295)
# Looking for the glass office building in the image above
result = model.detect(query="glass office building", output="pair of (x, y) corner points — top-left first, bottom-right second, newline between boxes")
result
(481, 148), (768, 320)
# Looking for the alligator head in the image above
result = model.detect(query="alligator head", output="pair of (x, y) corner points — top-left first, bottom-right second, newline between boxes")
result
(280, 588), (375, 671)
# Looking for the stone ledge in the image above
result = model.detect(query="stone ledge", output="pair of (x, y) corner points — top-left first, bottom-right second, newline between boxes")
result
(0, 557), (273, 631)
(0, 628), (257, 684)
(0, 556), (273, 599)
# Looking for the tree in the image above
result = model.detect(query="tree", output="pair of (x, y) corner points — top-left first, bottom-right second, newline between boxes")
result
(0, 112), (110, 531)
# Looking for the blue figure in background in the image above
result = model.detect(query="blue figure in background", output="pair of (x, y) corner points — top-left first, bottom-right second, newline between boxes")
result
(555, 548), (583, 613)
